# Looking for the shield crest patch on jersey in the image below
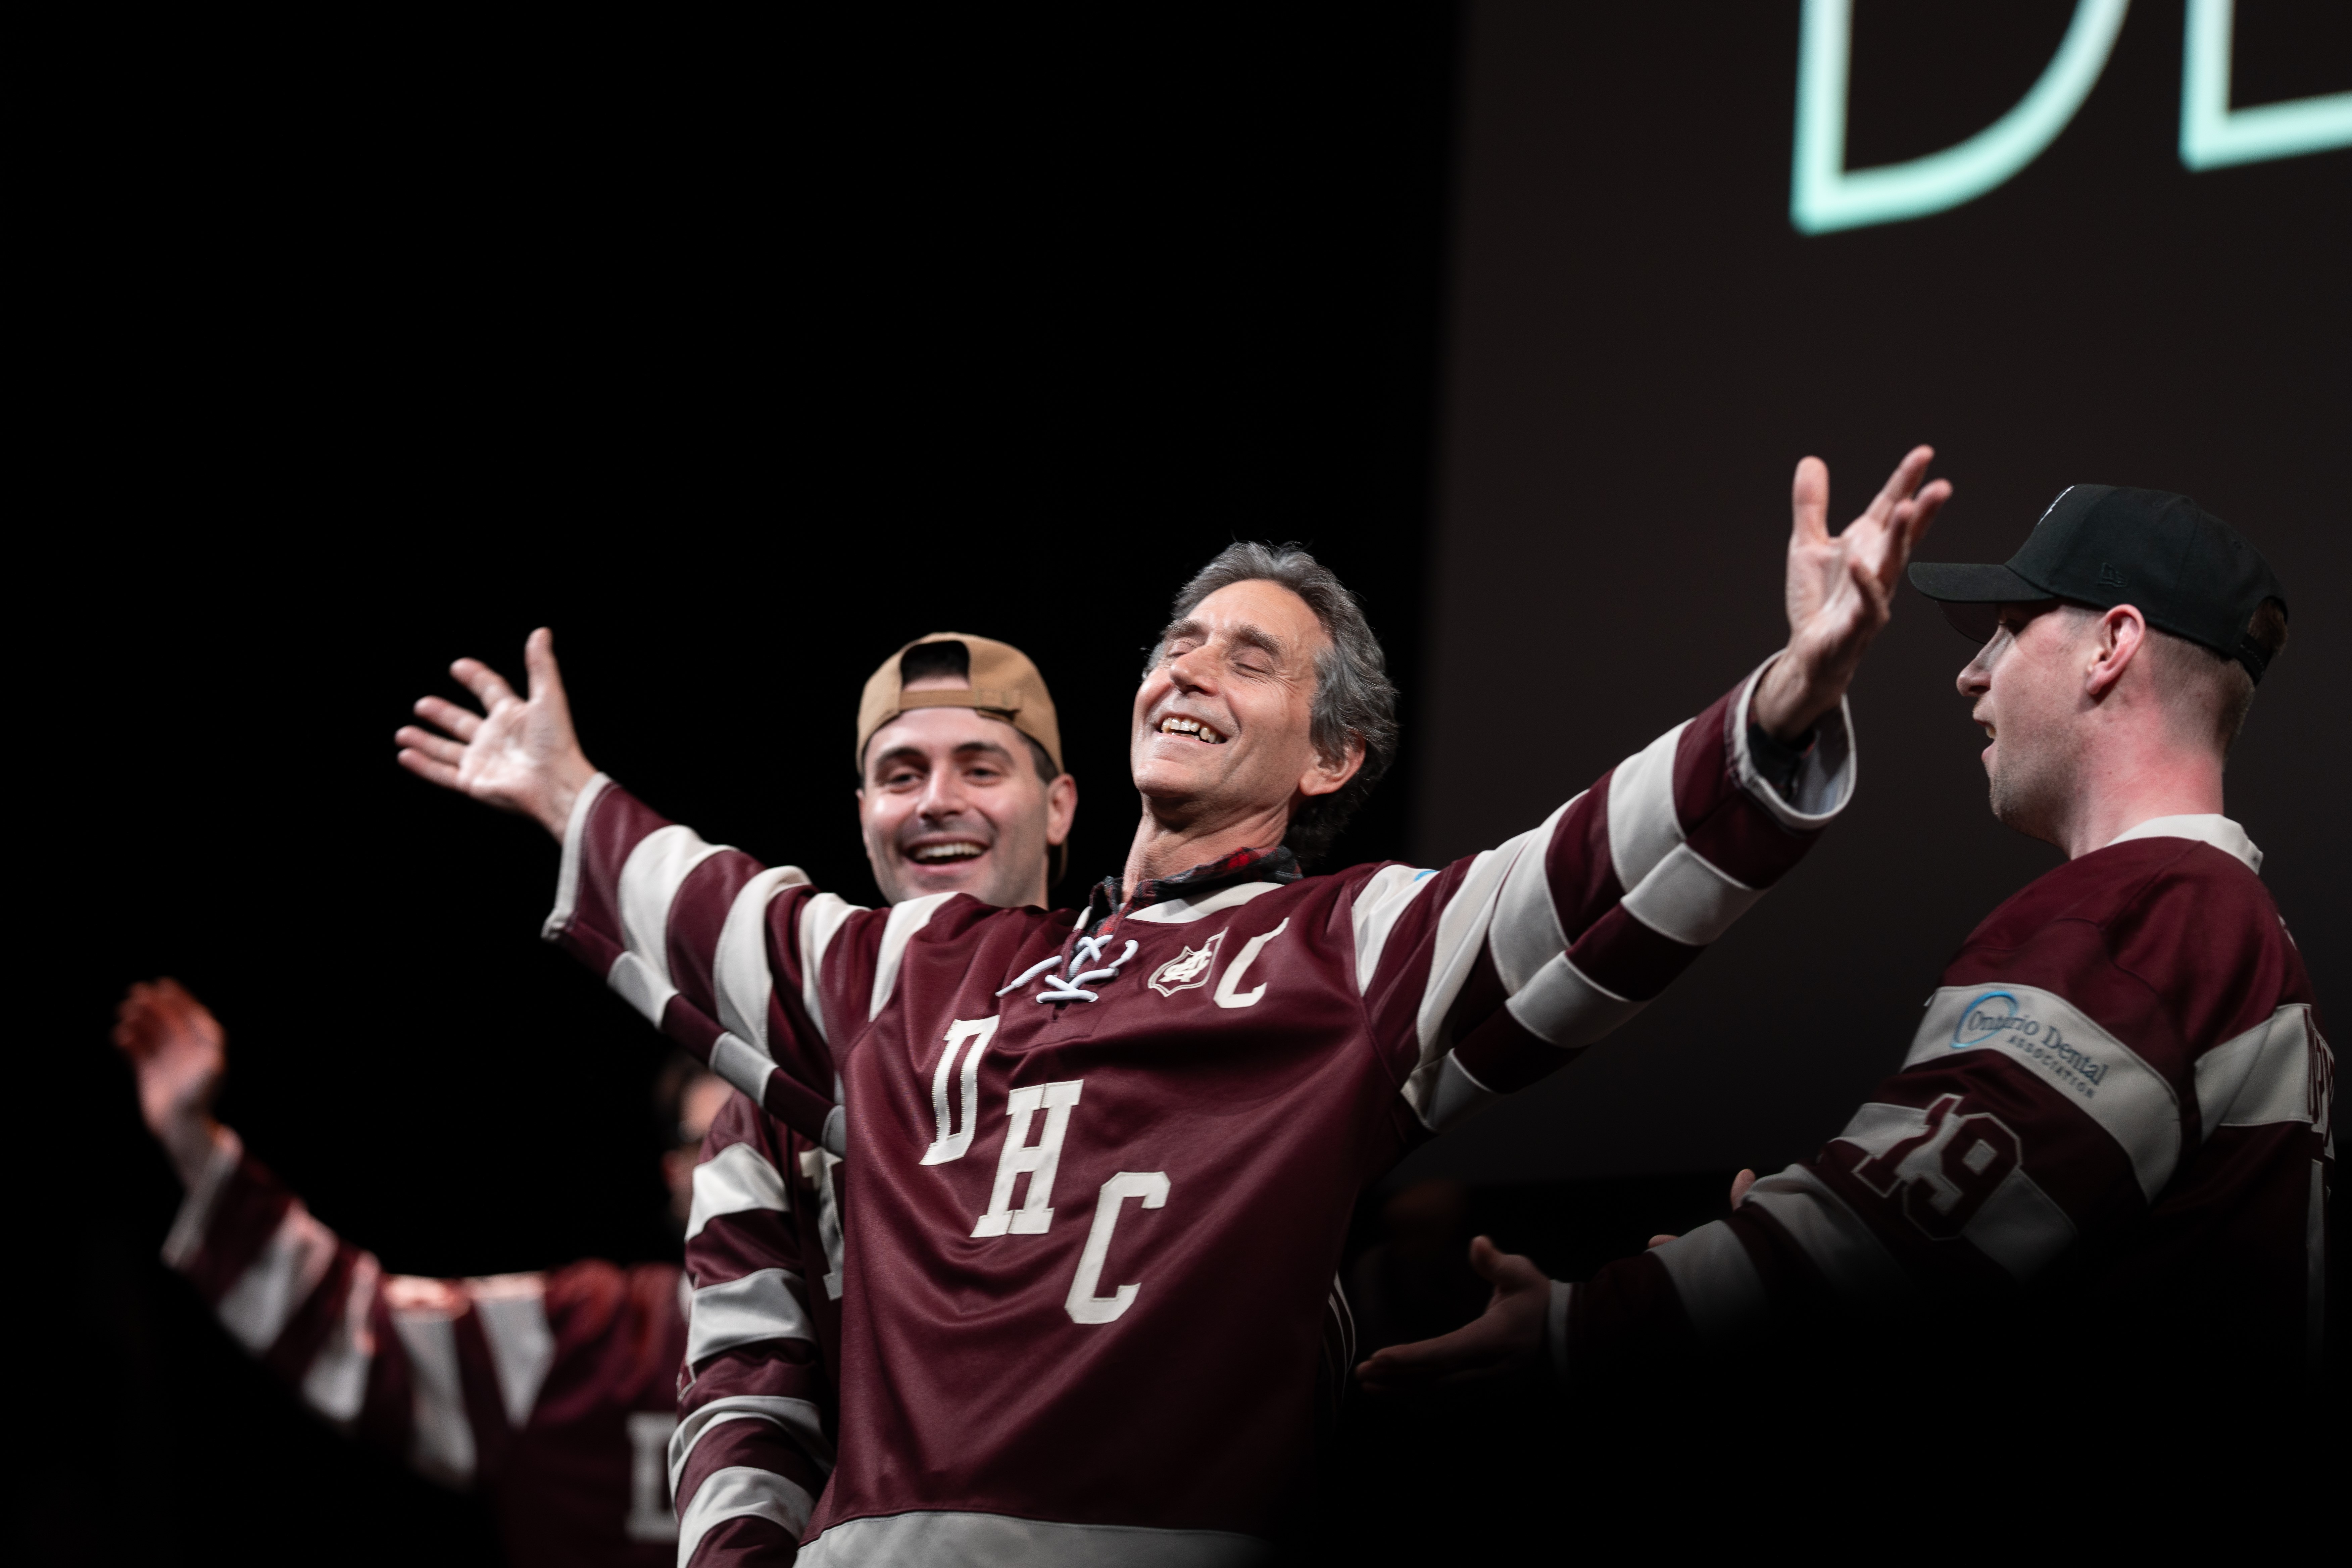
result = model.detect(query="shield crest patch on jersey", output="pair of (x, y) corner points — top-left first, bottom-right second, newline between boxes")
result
(1147, 928), (1226, 996)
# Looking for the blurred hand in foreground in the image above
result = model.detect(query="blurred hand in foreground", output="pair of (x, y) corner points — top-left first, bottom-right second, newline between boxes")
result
(113, 978), (226, 1185)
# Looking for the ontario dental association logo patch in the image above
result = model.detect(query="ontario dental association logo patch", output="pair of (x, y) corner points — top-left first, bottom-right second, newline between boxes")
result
(1148, 929), (1226, 997)
(1952, 989), (2108, 1095)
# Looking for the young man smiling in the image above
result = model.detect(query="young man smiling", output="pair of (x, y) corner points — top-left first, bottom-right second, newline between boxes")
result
(394, 447), (1946, 1563)
(1360, 485), (2328, 1413)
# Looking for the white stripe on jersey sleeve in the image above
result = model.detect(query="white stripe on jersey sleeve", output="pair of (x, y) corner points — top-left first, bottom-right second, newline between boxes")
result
(870, 892), (954, 1021)
(1742, 1166), (1915, 1304)
(1830, 1101), (2078, 1282)
(1487, 797), (1576, 991)
(216, 1203), (339, 1353)
(688, 1141), (792, 1243)
(1409, 842), (1518, 1060)
(619, 825), (730, 984)
(1350, 864), (1438, 994)
(1647, 1221), (1767, 1348)
(2196, 1004), (2314, 1130)
(1907, 985), (2182, 1200)
(1412, 1050), (1502, 1133)
(300, 1252), (379, 1425)
(1604, 720), (1689, 894)
(688, 1269), (815, 1366)
(385, 1284), (475, 1485)
(1620, 841), (1762, 948)
(1503, 952), (1642, 1048)
(543, 772), (616, 940)
(715, 866), (814, 1051)
(796, 893), (861, 1045)
(608, 951), (677, 1027)
(670, 1395), (834, 1496)
(162, 1123), (243, 1270)
(469, 1274), (555, 1428)
(708, 1033), (776, 1106)
(678, 1466), (816, 1564)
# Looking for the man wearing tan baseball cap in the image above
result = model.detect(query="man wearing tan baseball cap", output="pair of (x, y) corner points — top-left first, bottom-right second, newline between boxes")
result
(855, 632), (1077, 910)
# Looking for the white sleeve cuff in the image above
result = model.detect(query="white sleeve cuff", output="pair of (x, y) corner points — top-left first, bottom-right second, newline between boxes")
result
(161, 1123), (244, 1270)
(543, 772), (616, 941)
(1732, 654), (1856, 829)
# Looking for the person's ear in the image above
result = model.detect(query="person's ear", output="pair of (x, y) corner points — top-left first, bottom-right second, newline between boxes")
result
(1298, 733), (1367, 800)
(1046, 772), (1078, 847)
(2085, 605), (2147, 701)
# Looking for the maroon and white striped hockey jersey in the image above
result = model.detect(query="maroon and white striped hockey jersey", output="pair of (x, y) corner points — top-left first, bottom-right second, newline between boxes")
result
(161, 1126), (803, 1567)
(547, 662), (1852, 1563)
(1554, 815), (2332, 1384)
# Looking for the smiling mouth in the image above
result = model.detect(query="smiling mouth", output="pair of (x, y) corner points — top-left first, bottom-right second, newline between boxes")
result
(1158, 716), (1229, 744)
(909, 841), (987, 864)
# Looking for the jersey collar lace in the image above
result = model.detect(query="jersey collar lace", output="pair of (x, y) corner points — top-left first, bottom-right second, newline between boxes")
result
(998, 845), (1304, 1007)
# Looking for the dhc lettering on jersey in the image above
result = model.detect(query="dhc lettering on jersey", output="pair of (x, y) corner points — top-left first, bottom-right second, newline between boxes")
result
(973, 1081), (1084, 1237)
(924, 1015), (999, 1164)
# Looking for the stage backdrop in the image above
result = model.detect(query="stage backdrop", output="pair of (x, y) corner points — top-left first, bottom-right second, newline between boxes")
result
(1392, 0), (2349, 1186)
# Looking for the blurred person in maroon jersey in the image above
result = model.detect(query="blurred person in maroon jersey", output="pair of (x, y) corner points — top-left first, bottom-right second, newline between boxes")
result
(124, 630), (1085, 1566)
(1362, 487), (2328, 1414)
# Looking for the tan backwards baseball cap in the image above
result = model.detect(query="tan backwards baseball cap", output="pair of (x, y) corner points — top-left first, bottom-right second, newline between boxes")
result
(856, 633), (1064, 775)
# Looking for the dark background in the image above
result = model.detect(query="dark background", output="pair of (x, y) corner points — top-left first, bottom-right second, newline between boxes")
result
(23, 3), (2345, 1563)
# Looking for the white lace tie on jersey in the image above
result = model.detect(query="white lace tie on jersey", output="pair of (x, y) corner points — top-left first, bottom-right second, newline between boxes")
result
(997, 933), (1140, 1005)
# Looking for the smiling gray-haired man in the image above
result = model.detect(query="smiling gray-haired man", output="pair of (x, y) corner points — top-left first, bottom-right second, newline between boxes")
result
(393, 448), (1944, 1564)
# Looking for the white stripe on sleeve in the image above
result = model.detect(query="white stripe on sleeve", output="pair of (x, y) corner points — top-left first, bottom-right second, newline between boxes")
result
(1604, 720), (1689, 895)
(687, 1269), (814, 1366)
(669, 1395), (833, 1499)
(1409, 845), (1515, 1064)
(870, 892), (953, 1021)
(677, 1466), (815, 1565)
(708, 1033), (777, 1106)
(1907, 984), (2182, 1200)
(619, 825), (729, 983)
(1648, 1220), (1767, 1348)
(470, 1274), (555, 1428)
(1619, 841), (1761, 948)
(1503, 952), (1642, 1048)
(543, 772), (616, 940)
(1486, 797), (1576, 993)
(795, 893), (861, 1045)
(1405, 1050), (1501, 1133)
(715, 866), (812, 1051)
(385, 1285), (475, 1485)
(1742, 1166), (1915, 1304)
(1350, 864), (1440, 995)
(216, 1203), (339, 1353)
(687, 1142), (792, 1243)
(161, 1124), (244, 1270)
(300, 1252), (379, 1424)
(2196, 1004), (2313, 1131)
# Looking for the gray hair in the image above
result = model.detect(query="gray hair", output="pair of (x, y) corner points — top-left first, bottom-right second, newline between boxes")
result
(1149, 542), (1400, 868)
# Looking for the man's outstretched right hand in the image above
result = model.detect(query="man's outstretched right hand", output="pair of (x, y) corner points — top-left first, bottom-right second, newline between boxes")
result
(394, 627), (596, 839)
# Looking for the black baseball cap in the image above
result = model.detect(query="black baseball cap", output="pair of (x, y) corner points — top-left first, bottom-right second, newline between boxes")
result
(1907, 485), (2288, 683)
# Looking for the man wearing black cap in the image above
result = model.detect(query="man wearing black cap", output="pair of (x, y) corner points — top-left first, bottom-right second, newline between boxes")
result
(1362, 484), (2329, 1401)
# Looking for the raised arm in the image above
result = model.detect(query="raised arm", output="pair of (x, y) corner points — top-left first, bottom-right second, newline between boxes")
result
(1352, 449), (1947, 1136)
(395, 626), (598, 837)
(114, 982), (565, 1491)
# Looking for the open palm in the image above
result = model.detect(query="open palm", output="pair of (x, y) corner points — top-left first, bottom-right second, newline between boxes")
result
(113, 979), (225, 1144)
(395, 627), (596, 837)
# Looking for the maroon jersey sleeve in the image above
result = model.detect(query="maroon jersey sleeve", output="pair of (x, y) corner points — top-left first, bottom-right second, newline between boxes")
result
(542, 776), (913, 1152)
(160, 1129), (693, 1565)
(1556, 837), (2332, 1380)
(1347, 659), (1852, 1136)
(671, 1092), (837, 1565)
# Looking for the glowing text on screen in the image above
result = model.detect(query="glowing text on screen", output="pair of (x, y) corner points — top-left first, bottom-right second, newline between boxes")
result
(1792, 0), (2352, 235)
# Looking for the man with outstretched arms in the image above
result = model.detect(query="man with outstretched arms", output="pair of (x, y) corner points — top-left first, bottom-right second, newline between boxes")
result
(112, 977), (746, 1567)
(1360, 486), (2329, 1401)
(395, 449), (1948, 1562)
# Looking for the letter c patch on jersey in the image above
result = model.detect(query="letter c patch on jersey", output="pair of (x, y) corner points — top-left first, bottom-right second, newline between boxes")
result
(1148, 930), (1226, 996)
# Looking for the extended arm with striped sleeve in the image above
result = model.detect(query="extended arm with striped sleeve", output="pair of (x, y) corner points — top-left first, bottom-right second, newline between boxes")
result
(542, 776), (903, 1157)
(1348, 660), (1855, 1138)
(669, 1092), (836, 1566)
(1550, 829), (2331, 1382)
